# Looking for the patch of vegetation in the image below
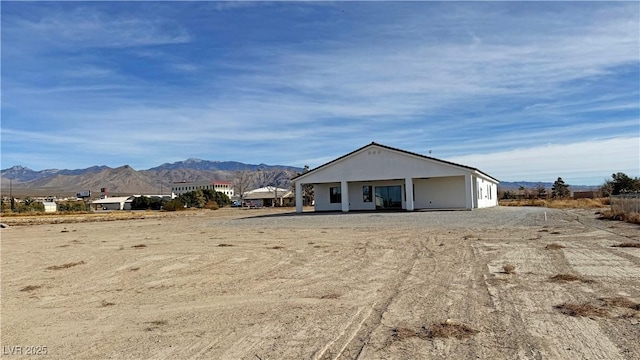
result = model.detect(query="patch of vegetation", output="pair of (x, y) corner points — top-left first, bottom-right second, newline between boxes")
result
(598, 297), (640, 311)
(598, 210), (640, 225)
(131, 244), (147, 249)
(554, 302), (607, 318)
(423, 320), (479, 339)
(129, 267), (140, 271)
(218, 243), (234, 247)
(545, 243), (565, 250)
(20, 285), (42, 292)
(101, 300), (116, 307)
(549, 274), (594, 283)
(145, 320), (168, 331)
(46, 261), (85, 270)
(320, 293), (340, 299)
(611, 242), (640, 248)
(502, 264), (516, 274)
(270, 246), (284, 249)
(391, 327), (418, 341)
(391, 320), (479, 341)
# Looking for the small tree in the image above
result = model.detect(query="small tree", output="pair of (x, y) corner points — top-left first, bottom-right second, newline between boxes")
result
(233, 168), (252, 206)
(533, 183), (547, 199)
(610, 172), (640, 195)
(551, 177), (570, 199)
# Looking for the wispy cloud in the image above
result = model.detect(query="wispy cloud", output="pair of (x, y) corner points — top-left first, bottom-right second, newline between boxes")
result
(1, 2), (638, 184)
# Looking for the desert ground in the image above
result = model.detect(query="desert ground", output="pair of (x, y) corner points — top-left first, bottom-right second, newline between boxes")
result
(1, 207), (639, 359)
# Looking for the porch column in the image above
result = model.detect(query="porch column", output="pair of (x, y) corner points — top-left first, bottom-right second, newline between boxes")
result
(465, 174), (474, 210)
(405, 177), (414, 211)
(341, 180), (349, 212)
(295, 182), (303, 213)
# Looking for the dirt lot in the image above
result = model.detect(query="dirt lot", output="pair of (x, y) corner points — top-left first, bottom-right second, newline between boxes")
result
(2, 207), (639, 359)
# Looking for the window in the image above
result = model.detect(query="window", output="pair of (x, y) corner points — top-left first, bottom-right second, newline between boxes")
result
(330, 187), (341, 203)
(488, 185), (492, 199)
(363, 186), (372, 202)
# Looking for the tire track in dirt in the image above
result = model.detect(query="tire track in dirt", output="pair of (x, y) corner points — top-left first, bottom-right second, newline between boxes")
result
(312, 236), (428, 360)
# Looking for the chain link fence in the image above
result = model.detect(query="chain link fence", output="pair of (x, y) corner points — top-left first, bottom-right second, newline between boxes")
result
(610, 193), (640, 214)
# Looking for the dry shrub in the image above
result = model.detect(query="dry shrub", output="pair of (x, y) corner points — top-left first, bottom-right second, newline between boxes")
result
(423, 321), (479, 339)
(218, 243), (234, 247)
(20, 285), (42, 292)
(46, 261), (85, 270)
(129, 267), (140, 271)
(204, 200), (219, 210)
(611, 242), (640, 248)
(549, 274), (594, 283)
(598, 210), (640, 224)
(148, 320), (167, 326)
(131, 244), (147, 249)
(500, 198), (607, 208)
(545, 243), (565, 250)
(554, 302), (607, 318)
(270, 246), (284, 249)
(502, 264), (516, 274)
(320, 293), (340, 299)
(599, 297), (640, 311)
(391, 327), (418, 341)
(101, 300), (115, 307)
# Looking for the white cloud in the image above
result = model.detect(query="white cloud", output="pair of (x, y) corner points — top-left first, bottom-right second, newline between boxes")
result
(446, 137), (640, 185)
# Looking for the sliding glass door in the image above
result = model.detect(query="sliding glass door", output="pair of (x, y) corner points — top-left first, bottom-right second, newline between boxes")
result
(374, 186), (402, 209)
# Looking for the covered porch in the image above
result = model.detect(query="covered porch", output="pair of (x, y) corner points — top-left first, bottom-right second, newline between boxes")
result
(295, 175), (476, 213)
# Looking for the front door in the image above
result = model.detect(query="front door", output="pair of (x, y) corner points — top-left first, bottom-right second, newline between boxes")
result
(375, 186), (402, 209)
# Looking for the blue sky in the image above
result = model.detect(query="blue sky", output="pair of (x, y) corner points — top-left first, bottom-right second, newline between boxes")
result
(1, 1), (638, 185)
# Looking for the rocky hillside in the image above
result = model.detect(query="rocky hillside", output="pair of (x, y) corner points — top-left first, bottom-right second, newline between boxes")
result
(1, 160), (302, 197)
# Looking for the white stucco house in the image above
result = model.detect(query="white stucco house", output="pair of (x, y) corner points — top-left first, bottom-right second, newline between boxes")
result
(292, 142), (499, 213)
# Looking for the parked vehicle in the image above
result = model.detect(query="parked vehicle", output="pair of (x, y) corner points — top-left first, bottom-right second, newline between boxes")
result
(243, 201), (258, 208)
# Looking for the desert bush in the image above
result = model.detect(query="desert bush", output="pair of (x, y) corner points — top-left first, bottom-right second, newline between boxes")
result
(545, 243), (565, 250)
(163, 199), (185, 211)
(554, 302), (607, 317)
(598, 210), (640, 224)
(502, 264), (516, 274)
(204, 200), (219, 210)
(423, 320), (479, 339)
(611, 242), (640, 248)
(58, 201), (89, 212)
(549, 274), (594, 283)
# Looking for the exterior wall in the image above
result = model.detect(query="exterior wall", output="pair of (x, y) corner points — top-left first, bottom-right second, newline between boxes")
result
(43, 202), (57, 213)
(314, 183), (343, 211)
(475, 176), (498, 208)
(102, 202), (123, 211)
(299, 146), (468, 184)
(413, 176), (466, 209)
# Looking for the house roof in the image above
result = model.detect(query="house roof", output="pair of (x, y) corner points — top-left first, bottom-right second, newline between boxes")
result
(243, 187), (293, 199)
(291, 142), (499, 183)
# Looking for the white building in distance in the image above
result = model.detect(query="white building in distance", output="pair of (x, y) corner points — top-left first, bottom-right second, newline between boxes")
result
(292, 142), (499, 213)
(171, 181), (234, 198)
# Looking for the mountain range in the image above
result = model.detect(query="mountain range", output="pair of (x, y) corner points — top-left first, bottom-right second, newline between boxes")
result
(1, 160), (597, 197)
(0, 160), (302, 197)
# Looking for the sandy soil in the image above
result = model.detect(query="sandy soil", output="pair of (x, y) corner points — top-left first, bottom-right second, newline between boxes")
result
(1, 207), (639, 359)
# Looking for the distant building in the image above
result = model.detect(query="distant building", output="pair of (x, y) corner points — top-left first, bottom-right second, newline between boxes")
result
(573, 191), (598, 199)
(91, 196), (134, 211)
(43, 201), (57, 213)
(243, 187), (294, 207)
(171, 181), (234, 198)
